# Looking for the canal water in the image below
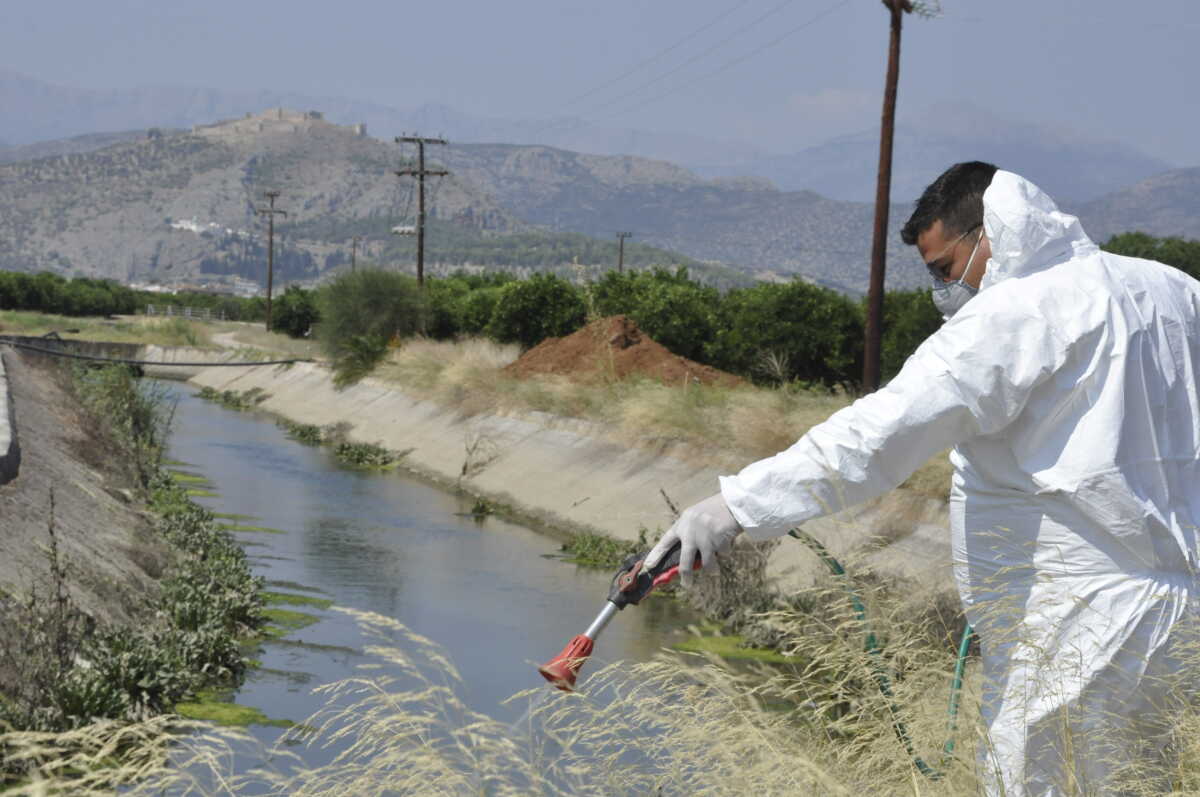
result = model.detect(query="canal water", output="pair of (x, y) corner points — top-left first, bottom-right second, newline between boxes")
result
(161, 381), (697, 769)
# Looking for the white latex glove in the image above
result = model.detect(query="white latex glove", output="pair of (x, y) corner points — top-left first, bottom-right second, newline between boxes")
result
(643, 492), (743, 587)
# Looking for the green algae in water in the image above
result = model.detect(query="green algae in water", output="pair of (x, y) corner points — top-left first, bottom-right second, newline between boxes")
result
(262, 590), (334, 610)
(213, 512), (257, 521)
(186, 488), (219, 498)
(266, 579), (329, 596)
(262, 607), (321, 638)
(175, 689), (292, 728)
(221, 523), (287, 534)
(673, 633), (794, 665)
(168, 470), (209, 485)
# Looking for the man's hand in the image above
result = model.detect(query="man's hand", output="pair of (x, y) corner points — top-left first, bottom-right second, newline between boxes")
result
(644, 492), (743, 587)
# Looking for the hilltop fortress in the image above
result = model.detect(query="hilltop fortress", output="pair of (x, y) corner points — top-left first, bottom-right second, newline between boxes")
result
(191, 108), (367, 139)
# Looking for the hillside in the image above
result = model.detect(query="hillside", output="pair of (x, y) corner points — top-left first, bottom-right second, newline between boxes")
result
(1075, 167), (1200, 242)
(2, 106), (1192, 295)
(707, 103), (1175, 204)
(0, 109), (928, 292)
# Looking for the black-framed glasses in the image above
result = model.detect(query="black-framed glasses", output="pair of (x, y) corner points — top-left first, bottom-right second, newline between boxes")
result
(925, 224), (982, 281)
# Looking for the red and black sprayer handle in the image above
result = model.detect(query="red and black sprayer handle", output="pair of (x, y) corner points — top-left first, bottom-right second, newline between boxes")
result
(608, 541), (698, 608)
(538, 541), (700, 691)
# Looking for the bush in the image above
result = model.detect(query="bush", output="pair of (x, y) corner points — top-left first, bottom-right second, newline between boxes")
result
(1103, 231), (1200, 281)
(589, 268), (719, 361)
(457, 286), (504, 335)
(271, 285), (320, 338)
(423, 277), (471, 340)
(316, 269), (425, 384)
(487, 273), (586, 350)
(707, 280), (863, 387)
(878, 289), (942, 382)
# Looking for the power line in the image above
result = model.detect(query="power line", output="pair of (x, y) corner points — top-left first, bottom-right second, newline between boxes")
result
(559, 0), (753, 109)
(598, 0), (851, 122)
(578, 0), (800, 117)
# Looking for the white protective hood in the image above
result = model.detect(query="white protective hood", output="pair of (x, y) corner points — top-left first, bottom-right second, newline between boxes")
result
(721, 170), (1200, 794)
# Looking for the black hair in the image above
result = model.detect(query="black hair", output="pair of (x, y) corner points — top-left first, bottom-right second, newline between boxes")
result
(900, 161), (998, 245)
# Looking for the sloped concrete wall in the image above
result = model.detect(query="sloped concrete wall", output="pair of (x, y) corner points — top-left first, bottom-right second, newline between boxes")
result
(0, 350), (18, 484)
(185, 360), (953, 594)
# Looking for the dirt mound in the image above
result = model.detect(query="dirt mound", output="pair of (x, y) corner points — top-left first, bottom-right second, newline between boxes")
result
(504, 315), (742, 387)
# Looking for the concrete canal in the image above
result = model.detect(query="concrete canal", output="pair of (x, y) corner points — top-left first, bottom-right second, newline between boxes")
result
(161, 381), (699, 767)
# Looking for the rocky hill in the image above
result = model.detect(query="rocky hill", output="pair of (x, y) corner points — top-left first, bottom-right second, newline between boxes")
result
(1074, 167), (1200, 242)
(0, 109), (928, 292)
(1, 107), (1192, 295)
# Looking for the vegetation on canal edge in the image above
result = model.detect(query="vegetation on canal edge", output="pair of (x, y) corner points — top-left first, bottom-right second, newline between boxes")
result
(559, 527), (651, 568)
(0, 364), (264, 787)
(196, 385), (271, 411)
(278, 418), (324, 445)
(262, 591), (334, 611)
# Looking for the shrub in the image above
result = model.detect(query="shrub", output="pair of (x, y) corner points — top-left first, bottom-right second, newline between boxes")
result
(589, 268), (719, 361)
(878, 289), (942, 382)
(707, 280), (863, 386)
(316, 269), (425, 384)
(272, 285), (320, 338)
(1103, 231), (1200, 281)
(487, 273), (586, 350)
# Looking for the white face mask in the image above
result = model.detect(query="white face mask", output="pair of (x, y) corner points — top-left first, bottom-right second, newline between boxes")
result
(931, 229), (985, 319)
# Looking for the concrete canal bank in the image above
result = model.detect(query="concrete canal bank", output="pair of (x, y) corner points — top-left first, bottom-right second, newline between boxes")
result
(175, 354), (953, 595)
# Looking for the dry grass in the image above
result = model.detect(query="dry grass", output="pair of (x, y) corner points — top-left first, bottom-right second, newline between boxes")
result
(218, 322), (324, 360)
(10, 596), (1197, 795)
(370, 337), (949, 487)
(0, 310), (214, 347)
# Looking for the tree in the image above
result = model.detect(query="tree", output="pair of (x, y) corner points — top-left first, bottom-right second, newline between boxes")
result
(708, 280), (863, 387)
(487, 273), (586, 349)
(272, 285), (320, 338)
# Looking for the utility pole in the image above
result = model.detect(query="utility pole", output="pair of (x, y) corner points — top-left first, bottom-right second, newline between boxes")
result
(256, 190), (287, 332)
(616, 231), (633, 273)
(351, 235), (360, 272)
(395, 135), (449, 287)
(862, 0), (914, 394)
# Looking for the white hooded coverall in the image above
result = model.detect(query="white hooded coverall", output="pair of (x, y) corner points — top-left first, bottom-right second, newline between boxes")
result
(720, 171), (1200, 795)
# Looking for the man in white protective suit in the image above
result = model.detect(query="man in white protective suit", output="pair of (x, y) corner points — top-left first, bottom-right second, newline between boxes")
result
(645, 161), (1200, 794)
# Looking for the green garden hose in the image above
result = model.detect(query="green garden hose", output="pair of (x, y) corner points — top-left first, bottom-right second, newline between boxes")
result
(787, 528), (974, 780)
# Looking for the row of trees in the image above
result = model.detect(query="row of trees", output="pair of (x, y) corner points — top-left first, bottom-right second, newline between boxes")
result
(0, 271), (267, 322)
(287, 266), (941, 388)
(287, 232), (1200, 388)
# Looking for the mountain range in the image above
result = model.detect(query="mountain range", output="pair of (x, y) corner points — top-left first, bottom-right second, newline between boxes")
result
(1, 69), (1185, 204)
(0, 96), (1194, 295)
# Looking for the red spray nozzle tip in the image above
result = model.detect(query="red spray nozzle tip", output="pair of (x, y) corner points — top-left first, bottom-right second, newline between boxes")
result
(537, 634), (594, 691)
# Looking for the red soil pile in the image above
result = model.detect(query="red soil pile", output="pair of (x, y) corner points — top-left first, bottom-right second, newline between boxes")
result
(504, 315), (742, 387)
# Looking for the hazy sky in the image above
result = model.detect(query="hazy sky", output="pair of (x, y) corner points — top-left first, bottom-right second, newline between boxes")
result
(5, 0), (1198, 164)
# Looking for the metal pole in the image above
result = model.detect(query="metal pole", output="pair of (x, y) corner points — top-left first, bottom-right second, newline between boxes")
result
(863, 0), (911, 393)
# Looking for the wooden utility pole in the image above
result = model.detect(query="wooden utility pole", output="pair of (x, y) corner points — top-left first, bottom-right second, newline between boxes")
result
(351, 235), (360, 271)
(256, 190), (287, 332)
(616, 231), (633, 272)
(395, 135), (449, 286)
(863, 0), (914, 393)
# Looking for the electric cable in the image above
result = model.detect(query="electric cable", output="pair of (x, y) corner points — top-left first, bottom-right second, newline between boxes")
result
(599, 0), (851, 121)
(559, 0), (754, 109)
(579, 0), (799, 117)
